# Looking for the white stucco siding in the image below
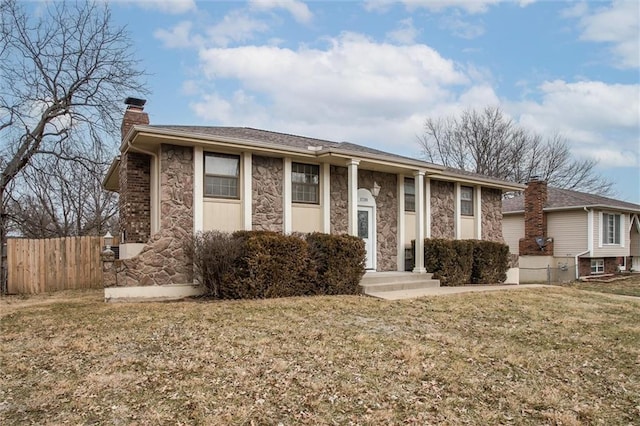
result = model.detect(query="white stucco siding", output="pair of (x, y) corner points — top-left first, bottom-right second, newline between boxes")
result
(593, 211), (630, 257)
(547, 210), (588, 256)
(502, 214), (524, 254)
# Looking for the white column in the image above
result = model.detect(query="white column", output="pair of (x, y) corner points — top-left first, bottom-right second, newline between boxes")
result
(397, 174), (405, 271)
(193, 146), (203, 233)
(347, 159), (359, 236)
(454, 182), (461, 240)
(242, 152), (252, 230)
(283, 157), (292, 234)
(475, 185), (482, 239)
(322, 162), (331, 233)
(413, 170), (426, 274)
(425, 176), (431, 239)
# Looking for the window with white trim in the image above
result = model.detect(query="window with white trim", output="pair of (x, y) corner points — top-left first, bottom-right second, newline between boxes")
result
(460, 186), (474, 216)
(404, 178), (415, 212)
(292, 162), (319, 204)
(204, 153), (240, 198)
(602, 213), (621, 245)
(591, 259), (604, 274)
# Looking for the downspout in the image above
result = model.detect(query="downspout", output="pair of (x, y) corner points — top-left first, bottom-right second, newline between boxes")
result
(575, 206), (593, 280)
(126, 139), (160, 235)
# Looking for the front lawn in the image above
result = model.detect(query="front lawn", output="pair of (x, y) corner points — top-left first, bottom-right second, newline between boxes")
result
(1, 288), (638, 424)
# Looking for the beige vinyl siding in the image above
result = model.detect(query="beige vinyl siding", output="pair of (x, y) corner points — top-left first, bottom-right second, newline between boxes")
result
(629, 219), (640, 256)
(593, 211), (630, 257)
(292, 204), (322, 233)
(547, 210), (588, 256)
(460, 216), (475, 239)
(405, 212), (416, 247)
(203, 199), (242, 232)
(502, 214), (524, 254)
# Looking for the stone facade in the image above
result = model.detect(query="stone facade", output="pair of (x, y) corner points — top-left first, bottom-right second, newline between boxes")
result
(110, 144), (194, 287)
(252, 155), (284, 232)
(119, 152), (151, 243)
(330, 165), (348, 234)
(358, 170), (398, 271)
(481, 188), (504, 242)
(519, 180), (554, 256)
(430, 180), (455, 239)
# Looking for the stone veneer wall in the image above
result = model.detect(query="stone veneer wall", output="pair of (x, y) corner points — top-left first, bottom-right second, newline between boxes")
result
(252, 155), (283, 232)
(330, 166), (348, 234)
(430, 180), (455, 239)
(481, 187), (504, 242)
(358, 170), (398, 272)
(111, 144), (194, 287)
(119, 152), (151, 243)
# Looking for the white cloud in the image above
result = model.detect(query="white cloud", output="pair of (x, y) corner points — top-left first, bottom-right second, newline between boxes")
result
(441, 16), (485, 39)
(249, 0), (313, 24)
(508, 80), (640, 167)
(191, 33), (472, 155)
(132, 0), (196, 14)
(401, 0), (502, 14)
(386, 18), (419, 44)
(154, 21), (202, 49)
(568, 0), (640, 69)
(206, 10), (270, 47)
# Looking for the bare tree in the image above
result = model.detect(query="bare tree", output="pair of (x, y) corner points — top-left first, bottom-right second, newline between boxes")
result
(0, 0), (146, 292)
(419, 106), (613, 195)
(6, 155), (118, 239)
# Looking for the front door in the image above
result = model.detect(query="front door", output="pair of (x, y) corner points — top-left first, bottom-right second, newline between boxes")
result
(358, 206), (375, 270)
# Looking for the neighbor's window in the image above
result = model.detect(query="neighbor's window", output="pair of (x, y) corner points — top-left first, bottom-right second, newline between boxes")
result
(602, 213), (621, 245)
(591, 259), (604, 274)
(204, 152), (240, 198)
(292, 162), (319, 204)
(404, 178), (415, 212)
(461, 186), (474, 216)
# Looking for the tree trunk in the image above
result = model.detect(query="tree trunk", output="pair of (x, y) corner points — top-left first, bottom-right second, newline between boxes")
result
(0, 189), (7, 294)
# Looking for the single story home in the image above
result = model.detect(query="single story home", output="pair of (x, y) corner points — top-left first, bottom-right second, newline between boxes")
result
(102, 98), (524, 298)
(503, 179), (640, 282)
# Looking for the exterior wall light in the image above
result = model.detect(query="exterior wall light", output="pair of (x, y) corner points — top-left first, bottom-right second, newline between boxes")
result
(103, 231), (113, 251)
(372, 181), (381, 197)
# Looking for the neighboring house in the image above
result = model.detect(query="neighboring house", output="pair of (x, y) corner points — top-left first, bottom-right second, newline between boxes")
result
(102, 98), (524, 298)
(503, 179), (640, 282)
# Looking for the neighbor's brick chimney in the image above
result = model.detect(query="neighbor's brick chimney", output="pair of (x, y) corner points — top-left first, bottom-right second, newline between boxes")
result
(119, 98), (151, 244)
(518, 178), (554, 256)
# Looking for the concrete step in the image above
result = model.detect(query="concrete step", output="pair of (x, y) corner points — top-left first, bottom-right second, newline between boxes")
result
(360, 271), (433, 285)
(367, 288), (442, 300)
(360, 272), (440, 296)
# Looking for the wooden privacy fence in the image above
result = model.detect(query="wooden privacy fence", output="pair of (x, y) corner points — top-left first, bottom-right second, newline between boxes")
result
(7, 236), (103, 294)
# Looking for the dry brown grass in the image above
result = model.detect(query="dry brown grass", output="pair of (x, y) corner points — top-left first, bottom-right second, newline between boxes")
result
(1, 287), (639, 425)
(562, 273), (640, 297)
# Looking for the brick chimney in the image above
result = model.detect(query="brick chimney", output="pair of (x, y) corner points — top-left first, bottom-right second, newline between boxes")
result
(518, 178), (554, 255)
(119, 98), (151, 244)
(121, 97), (149, 141)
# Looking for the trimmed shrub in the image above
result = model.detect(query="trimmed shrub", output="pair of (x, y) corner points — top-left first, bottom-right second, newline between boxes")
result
(226, 231), (315, 299)
(471, 240), (510, 284)
(184, 231), (241, 298)
(307, 233), (366, 295)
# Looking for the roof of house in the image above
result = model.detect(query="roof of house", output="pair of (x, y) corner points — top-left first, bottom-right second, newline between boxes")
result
(141, 125), (524, 190)
(503, 186), (640, 214)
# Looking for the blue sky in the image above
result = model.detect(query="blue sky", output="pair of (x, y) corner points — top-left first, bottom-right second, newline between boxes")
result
(107, 0), (638, 202)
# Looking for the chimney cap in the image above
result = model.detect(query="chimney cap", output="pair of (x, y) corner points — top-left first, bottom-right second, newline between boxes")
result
(124, 97), (146, 108)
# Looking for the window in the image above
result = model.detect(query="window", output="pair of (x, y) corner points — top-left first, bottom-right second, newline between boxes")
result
(204, 153), (240, 198)
(292, 162), (319, 204)
(591, 259), (604, 274)
(602, 213), (621, 244)
(460, 186), (474, 216)
(404, 178), (415, 212)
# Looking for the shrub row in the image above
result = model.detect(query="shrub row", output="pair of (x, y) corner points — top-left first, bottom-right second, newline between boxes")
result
(185, 230), (366, 299)
(421, 238), (509, 286)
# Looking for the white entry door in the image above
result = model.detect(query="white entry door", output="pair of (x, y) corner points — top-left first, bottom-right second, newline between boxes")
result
(358, 207), (375, 270)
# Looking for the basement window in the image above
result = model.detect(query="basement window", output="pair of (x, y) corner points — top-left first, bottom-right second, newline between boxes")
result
(590, 259), (604, 274)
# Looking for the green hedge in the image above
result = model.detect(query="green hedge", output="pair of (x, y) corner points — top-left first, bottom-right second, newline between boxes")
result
(185, 230), (366, 299)
(422, 238), (509, 286)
